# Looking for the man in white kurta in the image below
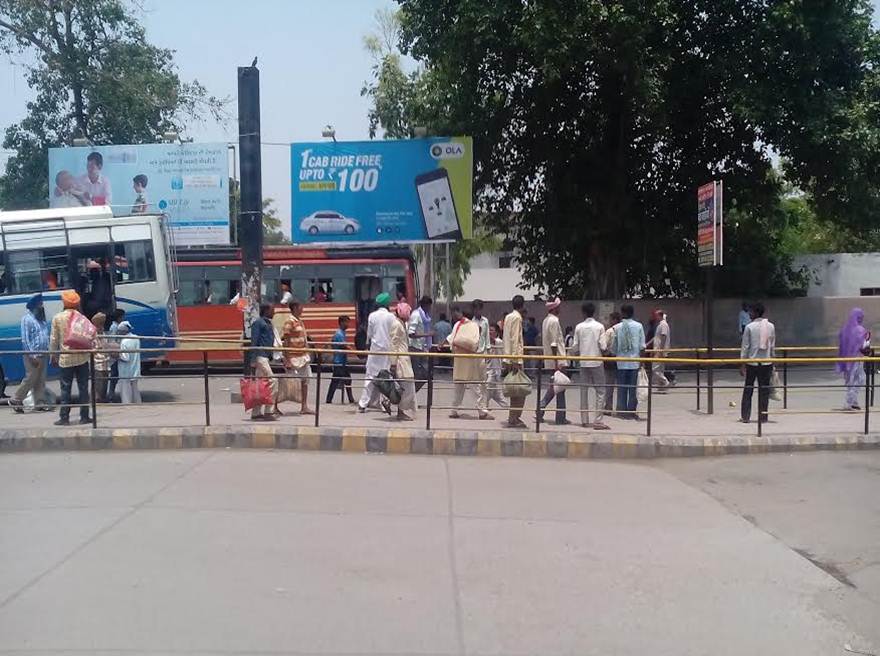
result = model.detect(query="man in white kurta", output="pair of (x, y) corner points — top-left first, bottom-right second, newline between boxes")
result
(358, 292), (397, 412)
(539, 297), (569, 424)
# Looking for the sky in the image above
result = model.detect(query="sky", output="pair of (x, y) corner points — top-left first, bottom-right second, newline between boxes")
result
(0, 0), (392, 234)
(2, 0), (880, 236)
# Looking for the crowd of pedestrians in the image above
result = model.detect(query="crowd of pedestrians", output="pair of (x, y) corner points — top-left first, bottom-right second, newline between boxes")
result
(8, 291), (143, 425)
(4, 290), (872, 430)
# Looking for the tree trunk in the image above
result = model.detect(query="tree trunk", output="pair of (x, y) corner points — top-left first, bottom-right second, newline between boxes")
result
(584, 241), (624, 299)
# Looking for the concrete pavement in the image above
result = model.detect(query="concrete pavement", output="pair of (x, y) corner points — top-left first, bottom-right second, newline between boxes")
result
(0, 449), (877, 655)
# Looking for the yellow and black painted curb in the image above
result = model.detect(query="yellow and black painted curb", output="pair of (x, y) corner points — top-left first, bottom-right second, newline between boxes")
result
(0, 426), (878, 458)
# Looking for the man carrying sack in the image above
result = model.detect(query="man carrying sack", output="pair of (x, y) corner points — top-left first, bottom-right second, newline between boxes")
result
(448, 305), (491, 420)
(49, 290), (95, 426)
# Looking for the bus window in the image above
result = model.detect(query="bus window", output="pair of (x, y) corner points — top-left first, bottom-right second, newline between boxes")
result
(177, 267), (205, 306)
(310, 279), (333, 302)
(114, 240), (155, 283)
(204, 265), (240, 305)
(6, 247), (70, 294)
(330, 277), (354, 302)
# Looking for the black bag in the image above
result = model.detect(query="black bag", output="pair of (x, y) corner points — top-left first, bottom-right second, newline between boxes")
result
(375, 369), (402, 404)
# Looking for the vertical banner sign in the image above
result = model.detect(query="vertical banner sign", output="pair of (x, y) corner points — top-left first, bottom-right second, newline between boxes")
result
(697, 180), (723, 266)
(48, 143), (230, 246)
(290, 137), (473, 244)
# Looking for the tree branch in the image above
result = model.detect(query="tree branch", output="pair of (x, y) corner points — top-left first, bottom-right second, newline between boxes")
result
(0, 16), (53, 58)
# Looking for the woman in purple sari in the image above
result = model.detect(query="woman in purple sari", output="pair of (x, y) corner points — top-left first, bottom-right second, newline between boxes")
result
(838, 308), (870, 410)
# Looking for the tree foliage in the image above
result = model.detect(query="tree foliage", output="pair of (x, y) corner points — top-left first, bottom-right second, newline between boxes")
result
(361, 8), (500, 302)
(386, 0), (880, 298)
(0, 0), (227, 209)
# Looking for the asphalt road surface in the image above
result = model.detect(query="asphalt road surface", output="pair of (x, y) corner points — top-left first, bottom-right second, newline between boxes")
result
(0, 450), (877, 655)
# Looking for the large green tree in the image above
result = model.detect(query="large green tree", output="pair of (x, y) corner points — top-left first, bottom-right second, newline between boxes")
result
(0, 0), (226, 209)
(385, 0), (880, 298)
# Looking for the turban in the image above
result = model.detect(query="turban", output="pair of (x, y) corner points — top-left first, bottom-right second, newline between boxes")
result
(545, 297), (562, 311)
(395, 302), (412, 322)
(26, 294), (43, 311)
(61, 290), (80, 309)
(375, 292), (391, 307)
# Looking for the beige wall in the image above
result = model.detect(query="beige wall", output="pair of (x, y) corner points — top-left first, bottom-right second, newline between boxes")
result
(475, 297), (880, 349)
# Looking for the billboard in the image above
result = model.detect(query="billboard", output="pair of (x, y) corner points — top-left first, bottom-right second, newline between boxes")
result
(697, 180), (723, 267)
(48, 143), (229, 246)
(290, 137), (473, 244)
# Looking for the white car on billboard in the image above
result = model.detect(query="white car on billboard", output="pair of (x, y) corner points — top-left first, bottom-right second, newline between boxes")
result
(299, 210), (360, 235)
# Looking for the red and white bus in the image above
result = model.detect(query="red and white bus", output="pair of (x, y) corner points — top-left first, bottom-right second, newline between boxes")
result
(169, 245), (418, 364)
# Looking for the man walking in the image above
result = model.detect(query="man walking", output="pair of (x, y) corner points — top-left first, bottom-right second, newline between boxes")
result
(249, 303), (277, 421)
(281, 299), (314, 415)
(485, 323), (507, 408)
(648, 309), (672, 390)
(538, 297), (569, 425)
(572, 302), (609, 430)
(10, 294), (49, 413)
(358, 292), (396, 412)
(49, 291), (94, 425)
(471, 299), (491, 412)
(740, 302), (776, 424)
(326, 315), (355, 404)
(502, 295), (527, 428)
(612, 304), (646, 420)
(448, 306), (491, 420)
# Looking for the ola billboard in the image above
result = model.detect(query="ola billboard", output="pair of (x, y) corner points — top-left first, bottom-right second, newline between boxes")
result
(290, 137), (473, 244)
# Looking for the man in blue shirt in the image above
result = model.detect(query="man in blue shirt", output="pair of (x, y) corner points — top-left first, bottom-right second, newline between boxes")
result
(611, 304), (646, 419)
(10, 294), (50, 413)
(249, 303), (277, 421)
(326, 315), (354, 404)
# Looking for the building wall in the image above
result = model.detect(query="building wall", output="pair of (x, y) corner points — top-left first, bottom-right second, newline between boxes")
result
(477, 297), (880, 349)
(793, 253), (880, 297)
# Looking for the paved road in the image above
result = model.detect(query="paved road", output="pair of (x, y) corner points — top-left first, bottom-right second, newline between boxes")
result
(0, 449), (877, 655)
(5, 365), (877, 438)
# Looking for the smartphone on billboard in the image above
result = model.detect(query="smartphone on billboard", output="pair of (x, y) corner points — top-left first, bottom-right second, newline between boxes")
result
(415, 169), (462, 241)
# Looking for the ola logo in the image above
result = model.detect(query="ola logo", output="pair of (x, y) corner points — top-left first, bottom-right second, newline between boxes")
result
(429, 142), (464, 159)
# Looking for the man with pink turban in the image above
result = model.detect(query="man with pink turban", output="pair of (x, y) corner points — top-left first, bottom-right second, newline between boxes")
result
(838, 307), (871, 410)
(388, 302), (417, 420)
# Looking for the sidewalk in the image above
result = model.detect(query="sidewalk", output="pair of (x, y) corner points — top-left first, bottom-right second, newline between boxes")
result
(1, 367), (877, 458)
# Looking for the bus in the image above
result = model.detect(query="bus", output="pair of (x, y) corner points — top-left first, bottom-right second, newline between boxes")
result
(0, 206), (177, 381)
(170, 245), (418, 364)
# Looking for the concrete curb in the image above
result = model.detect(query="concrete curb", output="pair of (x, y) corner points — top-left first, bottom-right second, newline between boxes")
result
(0, 426), (878, 458)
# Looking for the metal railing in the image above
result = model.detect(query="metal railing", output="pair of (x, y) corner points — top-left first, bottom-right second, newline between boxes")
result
(3, 343), (878, 437)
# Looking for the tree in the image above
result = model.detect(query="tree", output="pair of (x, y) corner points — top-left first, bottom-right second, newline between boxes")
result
(228, 178), (290, 246)
(361, 8), (500, 302)
(0, 0), (226, 209)
(391, 0), (880, 298)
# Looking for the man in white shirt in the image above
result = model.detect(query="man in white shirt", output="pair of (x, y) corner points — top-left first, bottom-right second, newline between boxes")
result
(740, 301), (776, 424)
(572, 302), (609, 429)
(358, 292), (397, 412)
(539, 297), (568, 425)
(76, 151), (112, 206)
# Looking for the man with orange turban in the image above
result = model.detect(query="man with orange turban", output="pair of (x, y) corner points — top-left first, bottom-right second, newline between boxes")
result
(49, 290), (93, 425)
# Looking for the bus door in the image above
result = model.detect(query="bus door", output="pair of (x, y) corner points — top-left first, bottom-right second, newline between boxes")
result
(69, 238), (114, 319)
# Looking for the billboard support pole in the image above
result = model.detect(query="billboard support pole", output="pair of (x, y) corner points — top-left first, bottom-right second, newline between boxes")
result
(445, 242), (452, 317)
(705, 265), (714, 415)
(237, 64), (263, 364)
